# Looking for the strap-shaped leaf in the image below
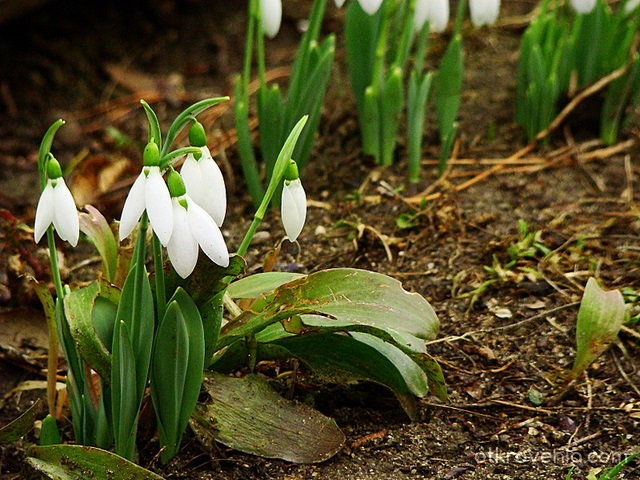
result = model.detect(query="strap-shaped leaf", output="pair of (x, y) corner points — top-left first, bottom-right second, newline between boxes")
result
(227, 272), (304, 299)
(0, 400), (40, 444)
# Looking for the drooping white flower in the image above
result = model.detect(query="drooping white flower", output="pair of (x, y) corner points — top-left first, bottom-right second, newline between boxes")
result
(426, 0), (449, 33)
(119, 142), (173, 246)
(180, 146), (226, 227)
(357, 0), (383, 15)
(281, 175), (307, 242)
(625, 0), (640, 13)
(260, 0), (282, 38)
(570, 0), (596, 14)
(167, 195), (229, 278)
(469, 0), (500, 27)
(414, 0), (429, 32)
(34, 158), (79, 247)
(334, 0), (382, 15)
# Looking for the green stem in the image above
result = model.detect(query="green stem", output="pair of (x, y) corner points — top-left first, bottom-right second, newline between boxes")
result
(243, 0), (257, 95)
(152, 234), (166, 321)
(453, 0), (467, 36)
(45, 227), (62, 417)
(413, 20), (430, 75)
(236, 214), (264, 258)
(392, 0), (416, 71)
(255, 0), (267, 87)
(46, 228), (65, 300)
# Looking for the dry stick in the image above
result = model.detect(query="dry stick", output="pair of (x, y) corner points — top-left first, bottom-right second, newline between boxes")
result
(534, 64), (630, 142)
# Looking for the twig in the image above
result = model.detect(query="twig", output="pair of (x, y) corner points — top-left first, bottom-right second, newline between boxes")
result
(534, 64), (631, 142)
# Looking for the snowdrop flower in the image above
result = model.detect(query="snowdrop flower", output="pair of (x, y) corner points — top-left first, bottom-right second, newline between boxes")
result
(625, 0), (640, 13)
(119, 141), (173, 246)
(260, 0), (282, 38)
(34, 157), (79, 246)
(469, 0), (500, 27)
(570, 0), (596, 14)
(426, 0), (449, 33)
(281, 160), (306, 242)
(180, 121), (226, 227)
(334, 0), (383, 15)
(414, 0), (429, 31)
(165, 171), (229, 278)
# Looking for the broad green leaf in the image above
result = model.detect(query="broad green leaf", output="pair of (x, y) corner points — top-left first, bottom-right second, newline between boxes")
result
(111, 321), (139, 461)
(0, 399), (40, 443)
(150, 289), (205, 463)
(78, 205), (117, 282)
(571, 278), (625, 379)
(27, 445), (164, 480)
(191, 373), (344, 463)
(227, 272), (305, 299)
(266, 268), (439, 340)
(115, 263), (154, 401)
(273, 332), (429, 397)
(63, 282), (112, 381)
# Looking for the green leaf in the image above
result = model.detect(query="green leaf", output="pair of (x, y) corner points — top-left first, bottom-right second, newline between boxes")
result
(26, 445), (164, 480)
(345, 0), (378, 112)
(150, 289), (205, 463)
(227, 272), (305, 299)
(0, 399), (40, 444)
(78, 205), (118, 283)
(434, 34), (463, 143)
(39, 414), (61, 446)
(233, 77), (264, 208)
(257, 83), (284, 177)
(273, 332), (428, 397)
(191, 373), (344, 463)
(63, 282), (112, 381)
(266, 268), (439, 340)
(571, 278), (626, 379)
(111, 321), (139, 461)
(408, 71), (432, 183)
(380, 66), (404, 166)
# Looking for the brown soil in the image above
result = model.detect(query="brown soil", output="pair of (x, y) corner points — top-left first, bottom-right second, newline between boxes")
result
(1, 1), (639, 479)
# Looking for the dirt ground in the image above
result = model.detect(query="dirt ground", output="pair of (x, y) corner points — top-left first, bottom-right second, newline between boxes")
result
(1, 0), (639, 479)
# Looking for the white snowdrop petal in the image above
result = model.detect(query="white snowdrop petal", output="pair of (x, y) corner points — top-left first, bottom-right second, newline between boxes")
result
(281, 179), (306, 242)
(198, 149), (227, 227)
(167, 201), (199, 278)
(357, 0), (383, 15)
(52, 180), (79, 247)
(187, 201), (229, 268)
(470, 0), (500, 26)
(428, 0), (449, 32)
(334, 0), (347, 6)
(570, 0), (596, 13)
(180, 154), (203, 202)
(260, 0), (282, 38)
(145, 168), (173, 246)
(119, 172), (147, 241)
(34, 182), (55, 243)
(625, 0), (640, 13)
(414, 0), (429, 31)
